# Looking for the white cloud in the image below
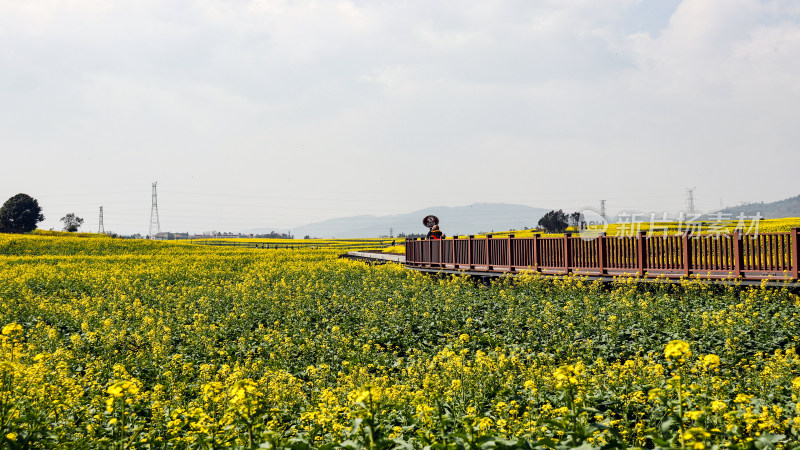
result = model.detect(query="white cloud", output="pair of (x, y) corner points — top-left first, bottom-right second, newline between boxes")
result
(1, 0), (799, 233)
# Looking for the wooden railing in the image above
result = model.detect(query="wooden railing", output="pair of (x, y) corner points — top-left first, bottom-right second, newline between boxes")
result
(404, 229), (800, 281)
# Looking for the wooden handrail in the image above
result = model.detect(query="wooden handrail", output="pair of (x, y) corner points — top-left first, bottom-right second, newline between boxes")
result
(405, 229), (800, 281)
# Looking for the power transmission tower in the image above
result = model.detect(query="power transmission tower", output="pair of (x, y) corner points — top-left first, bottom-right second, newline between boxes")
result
(98, 206), (105, 234)
(600, 200), (606, 220)
(149, 182), (161, 239)
(686, 188), (696, 215)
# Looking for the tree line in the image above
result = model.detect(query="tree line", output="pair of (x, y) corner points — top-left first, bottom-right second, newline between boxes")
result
(2, 193), (586, 237)
(536, 209), (584, 233)
(0, 193), (84, 234)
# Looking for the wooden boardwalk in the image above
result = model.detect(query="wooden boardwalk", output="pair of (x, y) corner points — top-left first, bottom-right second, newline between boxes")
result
(342, 251), (405, 264)
(345, 249), (799, 287)
(405, 229), (800, 283)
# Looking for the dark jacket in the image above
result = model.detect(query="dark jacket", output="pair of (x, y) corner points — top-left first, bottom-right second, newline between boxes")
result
(426, 229), (443, 240)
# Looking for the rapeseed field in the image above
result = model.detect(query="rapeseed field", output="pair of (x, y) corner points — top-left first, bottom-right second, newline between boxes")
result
(1, 233), (799, 449)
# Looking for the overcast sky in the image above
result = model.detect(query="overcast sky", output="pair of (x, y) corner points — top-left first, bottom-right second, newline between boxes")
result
(2, 0), (798, 235)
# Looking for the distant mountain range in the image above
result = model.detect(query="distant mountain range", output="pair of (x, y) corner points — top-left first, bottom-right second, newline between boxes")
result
(242, 194), (800, 239)
(244, 203), (550, 239)
(718, 193), (800, 219)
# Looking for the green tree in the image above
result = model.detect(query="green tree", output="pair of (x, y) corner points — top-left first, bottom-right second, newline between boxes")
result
(0, 193), (44, 233)
(569, 211), (582, 229)
(537, 209), (569, 233)
(60, 213), (84, 232)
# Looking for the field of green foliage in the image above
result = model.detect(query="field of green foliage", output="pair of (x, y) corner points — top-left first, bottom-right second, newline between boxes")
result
(2, 233), (800, 449)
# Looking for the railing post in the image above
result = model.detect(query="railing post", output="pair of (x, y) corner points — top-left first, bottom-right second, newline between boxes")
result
(438, 237), (442, 267)
(452, 236), (457, 269)
(507, 234), (514, 272)
(597, 232), (606, 276)
(425, 237), (430, 267)
(733, 230), (743, 278)
(468, 235), (474, 270)
(683, 232), (692, 278)
(637, 231), (646, 277)
(564, 233), (572, 275)
(486, 234), (492, 270)
(792, 228), (799, 280)
(533, 233), (540, 272)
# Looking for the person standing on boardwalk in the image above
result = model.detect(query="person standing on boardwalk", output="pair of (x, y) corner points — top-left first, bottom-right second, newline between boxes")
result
(426, 225), (444, 240)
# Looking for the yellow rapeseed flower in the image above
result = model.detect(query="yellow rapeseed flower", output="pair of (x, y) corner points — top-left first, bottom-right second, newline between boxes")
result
(648, 388), (663, 401)
(106, 380), (136, 398)
(711, 400), (727, 412)
(354, 390), (370, 404)
(685, 410), (704, 421)
(702, 354), (720, 369)
(1, 323), (23, 335)
(665, 340), (691, 360)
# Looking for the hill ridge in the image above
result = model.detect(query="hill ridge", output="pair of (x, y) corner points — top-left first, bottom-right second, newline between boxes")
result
(718, 193), (800, 219)
(245, 203), (551, 239)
